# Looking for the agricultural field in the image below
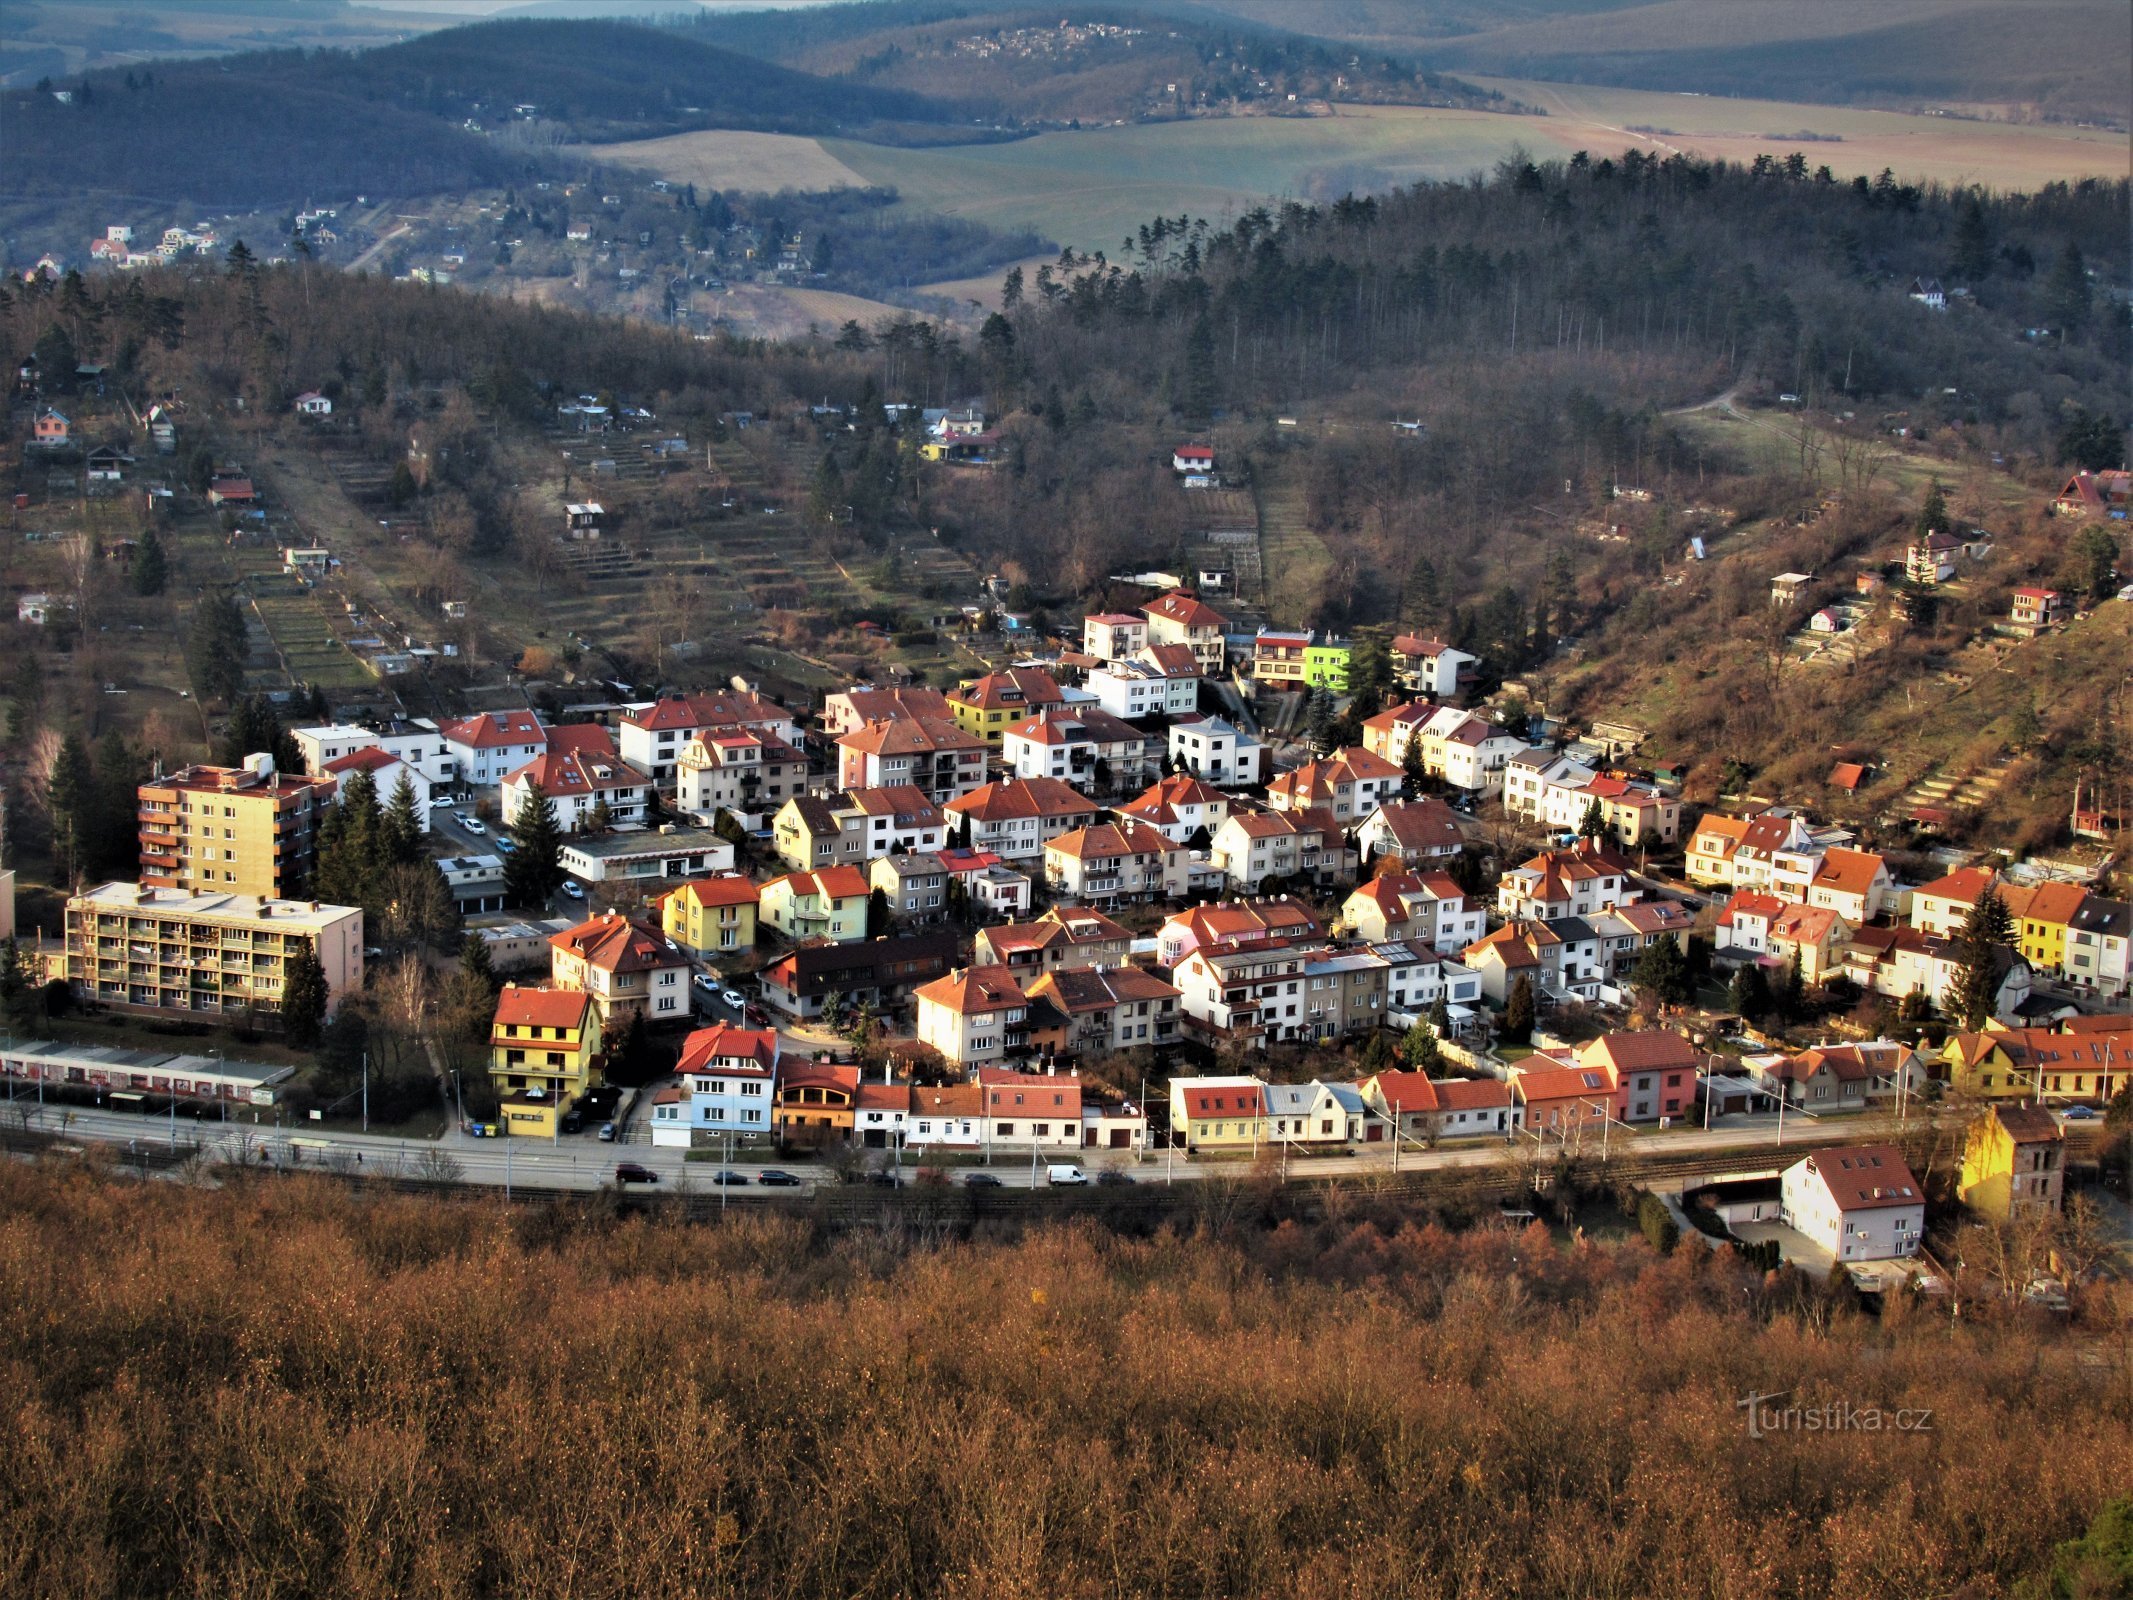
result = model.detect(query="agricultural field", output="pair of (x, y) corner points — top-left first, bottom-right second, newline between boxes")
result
(587, 129), (874, 194)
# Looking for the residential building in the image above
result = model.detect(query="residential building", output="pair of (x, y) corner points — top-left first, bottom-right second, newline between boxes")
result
(1168, 715), (1265, 786)
(1748, 1041), (1918, 1115)
(1939, 1021), (2131, 1105)
(1173, 946), (1314, 1049)
(1390, 635), (1477, 698)
(1357, 1070), (1441, 1145)
(1510, 1063), (1618, 1141)
(1264, 1081), (1365, 1148)
(1905, 531), (1960, 585)
(914, 965), (1029, 1067)
(1586, 900), (1696, 975)
(1266, 747), (1403, 824)
(1376, 945), (1485, 1022)
(1209, 808), (1344, 892)
(758, 865), (871, 944)
(2065, 895), (2131, 996)
(1494, 840), (1638, 923)
(2009, 586), (2073, 635)
(976, 906), (1133, 974)
(1807, 848), (1895, 925)
(1686, 811), (1825, 899)
(1303, 638), (1352, 692)
(1717, 890), (1788, 961)
(821, 685), (952, 739)
(1044, 818), (1189, 905)
(1356, 798), (1466, 869)
(947, 667), (1065, 746)
(1500, 751), (1682, 846)
(1082, 613), (1148, 666)
(502, 747), (651, 834)
(2001, 880), (2091, 980)
(655, 875), (758, 961)
(1780, 1146), (1924, 1261)
(65, 881), (363, 1019)
(1142, 589), (1229, 675)
(438, 854), (507, 915)
(675, 729), (807, 822)
(1339, 870), (1482, 954)
(547, 911), (692, 1029)
(1579, 1031), (1701, 1122)
(945, 776), (1100, 862)
(1767, 903), (1852, 984)
(1463, 918), (1608, 1004)
(488, 986), (603, 1137)
(1403, 706), (1524, 795)
(439, 710), (548, 789)
(1840, 926), (2031, 1020)
(1958, 1104), (2065, 1220)
(1116, 774), (1232, 843)
(1169, 1077), (1266, 1151)
(1157, 899), (1323, 966)
(1252, 629), (1312, 687)
(617, 690), (800, 783)
(1909, 865), (1997, 938)
(1430, 1075), (1520, 1140)
(976, 1067), (1085, 1149)
(556, 826), (733, 886)
(869, 853), (949, 924)
(2050, 468), (2133, 520)
(1086, 654), (1201, 719)
(137, 755), (335, 900)
(904, 1082), (985, 1151)
(1023, 965), (1181, 1054)
(1297, 947), (1391, 1040)
(291, 720), (457, 794)
(1001, 705), (1156, 793)
(651, 1024), (778, 1147)
(773, 787), (946, 871)
(836, 716), (987, 804)
(852, 1080), (912, 1149)
(936, 847), (1033, 918)
(755, 930), (958, 1021)
(774, 1060), (860, 1145)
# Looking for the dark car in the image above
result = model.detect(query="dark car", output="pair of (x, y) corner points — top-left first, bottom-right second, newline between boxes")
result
(1096, 1169), (1136, 1186)
(614, 1162), (659, 1185)
(962, 1172), (1004, 1188)
(866, 1170), (900, 1188)
(755, 1170), (803, 1187)
(708, 1170), (749, 1186)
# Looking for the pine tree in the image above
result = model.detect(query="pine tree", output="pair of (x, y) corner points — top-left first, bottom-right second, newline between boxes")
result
(1183, 313), (1216, 418)
(47, 732), (93, 885)
(280, 942), (329, 1047)
(1949, 196), (1993, 282)
(1402, 1020), (1442, 1071)
(1427, 994), (1452, 1038)
(1401, 732), (1428, 798)
(1912, 480), (1948, 540)
(0, 938), (44, 1038)
(1632, 936), (1691, 1007)
(2046, 242), (2090, 337)
(582, 797), (613, 837)
(867, 886), (891, 937)
(89, 730), (142, 878)
(1950, 887), (2014, 1028)
(1779, 947), (1806, 1022)
(185, 590), (248, 705)
(133, 528), (167, 596)
(504, 780), (564, 907)
(460, 932), (499, 998)
(1577, 796), (1608, 840)
(315, 769), (384, 910)
(381, 772), (424, 866)
(1502, 974), (1535, 1045)
(1729, 962), (1770, 1021)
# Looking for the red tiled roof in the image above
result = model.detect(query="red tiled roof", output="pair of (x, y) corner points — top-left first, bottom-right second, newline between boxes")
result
(1143, 589), (1229, 630)
(677, 1023), (778, 1075)
(914, 964), (1027, 1016)
(1801, 1145), (1920, 1211)
(491, 985), (593, 1031)
(441, 709), (546, 749)
(549, 912), (687, 975)
(946, 776), (1096, 823)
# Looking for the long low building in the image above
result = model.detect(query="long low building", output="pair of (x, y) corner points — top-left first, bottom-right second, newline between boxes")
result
(558, 825), (735, 886)
(0, 1039), (296, 1104)
(65, 881), (363, 1019)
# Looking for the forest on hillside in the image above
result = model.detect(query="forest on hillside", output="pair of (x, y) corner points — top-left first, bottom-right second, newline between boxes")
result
(2, 1163), (2129, 1598)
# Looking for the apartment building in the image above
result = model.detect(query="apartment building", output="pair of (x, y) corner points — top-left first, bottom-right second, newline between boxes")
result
(66, 881), (362, 1019)
(137, 754), (336, 900)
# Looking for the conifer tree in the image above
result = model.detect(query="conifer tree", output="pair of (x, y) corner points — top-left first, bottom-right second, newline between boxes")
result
(504, 780), (564, 907)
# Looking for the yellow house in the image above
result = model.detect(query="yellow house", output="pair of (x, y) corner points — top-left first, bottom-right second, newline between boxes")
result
(489, 985), (604, 1137)
(1957, 1103), (2064, 1221)
(1941, 1025), (2131, 1105)
(1169, 1077), (1266, 1153)
(658, 874), (759, 961)
(757, 865), (871, 944)
(946, 668), (1063, 745)
(2000, 881), (2088, 979)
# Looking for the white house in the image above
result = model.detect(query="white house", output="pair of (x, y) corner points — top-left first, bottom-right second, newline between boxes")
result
(1780, 1145), (1924, 1261)
(914, 965), (1028, 1067)
(1169, 715), (1265, 786)
(320, 747), (430, 830)
(1000, 705), (1156, 792)
(502, 748), (651, 833)
(292, 392), (333, 417)
(1082, 612), (1147, 665)
(292, 720), (458, 794)
(439, 710), (548, 789)
(1086, 656), (1200, 719)
(651, 1024), (779, 1147)
(1390, 635), (1477, 698)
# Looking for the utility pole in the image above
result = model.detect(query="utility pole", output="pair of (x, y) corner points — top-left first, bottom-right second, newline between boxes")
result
(361, 1050), (368, 1134)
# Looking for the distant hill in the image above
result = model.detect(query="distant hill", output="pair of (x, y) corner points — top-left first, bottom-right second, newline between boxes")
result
(0, 19), (993, 212)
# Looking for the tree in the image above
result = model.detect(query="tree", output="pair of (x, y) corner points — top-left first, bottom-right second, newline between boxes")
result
(1502, 973), (1535, 1045)
(1778, 947), (1806, 1023)
(0, 939), (44, 1038)
(281, 943), (330, 1047)
(2045, 242), (2090, 337)
(185, 590), (248, 705)
(381, 772), (425, 866)
(218, 693), (300, 774)
(377, 860), (460, 951)
(1182, 313), (1216, 418)
(1948, 195), (1992, 282)
(1576, 796), (1608, 841)
(504, 780), (564, 908)
(460, 932), (499, 998)
(1949, 887), (2014, 1028)
(2061, 527), (2120, 602)
(2055, 406), (2124, 472)
(1637, 1192), (1679, 1255)
(867, 886), (891, 937)
(1400, 733), (1428, 798)
(315, 769), (384, 911)
(1729, 962), (1770, 1022)
(1402, 1020), (1442, 1071)
(2039, 1495), (2133, 1600)
(1912, 480), (1948, 540)
(133, 528), (168, 596)
(1631, 936), (1692, 1008)
(1427, 994), (1452, 1038)
(581, 797), (613, 837)
(88, 729), (144, 878)
(46, 731), (93, 884)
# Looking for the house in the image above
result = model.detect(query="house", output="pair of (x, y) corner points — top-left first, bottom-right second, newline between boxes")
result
(1210, 808), (1344, 893)
(1390, 635), (1477, 698)
(976, 906), (1133, 974)
(1168, 715), (1265, 786)
(2064, 895), (2131, 996)
(1356, 798), (1466, 869)
(820, 684), (952, 739)
(754, 930), (958, 1021)
(548, 911), (692, 1030)
(675, 729), (807, 823)
(1767, 902), (1852, 984)
(1251, 629), (1312, 687)
(1431, 1075), (1521, 1140)
(1500, 751), (1681, 846)
(1044, 818), (1188, 905)
(1378, 947), (1485, 1023)
(1958, 1104), (2066, 1221)
(1157, 899), (1323, 966)
(1939, 1021), (2132, 1106)
(16, 593), (63, 627)
(2000, 880), (2091, 980)
(757, 864), (871, 944)
(652, 1024), (780, 1148)
(617, 690), (801, 785)
(1494, 840), (1639, 923)
(1462, 919), (1606, 1005)
(1267, 747), (1403, 824)
(2050, 469), (2133, 520)
(947, 667), (1066, 745)
(1357, 1070), (1440, 1145)
(1171, 443), (1215, 474)
(1172, 943), (1322, 1050)
(1686, 810), (1822, 896)
(502, 746), (651, 835)
(1781, 1146), (1924, 1261)
(1339, 870), (1482, 954)
(488, 986), (604, 1138)
(1116, 774), (1232, 843)
(1510, 1063), (1618, 1141)
(836, 716), (987, 804)
(945, 776), (1099, 862)
(440, 710), (548, 789)
(1001, 705), (1156, 793)
(771, 787), (943, 872)
(1360, 702), (1432, 768)
(914, 965), (1029, 1067)
(1169, 1077), (1266, 1152)
(292, 392), (333, 417)
(1263, 1082), (1365, 1148)
(974, 1067), (1085, 1149)
(1905, 531), (1960, 585)
(564, 501), (606, 539)
(1749, 1041), (1919, 1115)
(936, 846), (1032, 918)
(1909, 865), (1996, 937)
(556, 826), (734, 888)
(1408, 706), (1524, 795)
(774, 1061), (861, 1145)
(1839, 925), (2031, 1021)
(1296, 947), (1393, 1040)
(1023, 965), (1181, 1055)
(864, 848), (950, 925)
(2008, 586), (2073, 635)
(1086, 654), (1201, 719)
(1908, 277), (1946, 310)
(1716, 889), (1788, 960)
(1303, 637), (1352, 692)
(31, 409), (70, 450)
(1141, 589), (1229, 676)
(1807, 848), (1895, 925)
(321, 747), (429, 831)
(1579, 1031), (1701, 1122)
(1587, 900), (1698, 976)
(655, 875), (759, 961)
(1082, 613), (1148, 665)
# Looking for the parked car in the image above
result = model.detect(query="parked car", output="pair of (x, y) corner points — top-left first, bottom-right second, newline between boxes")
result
(614, 1162), (659, 1185)
(1046, 1164), (1089, 1187)
(963, 1172), (1004, 1188)
(756, 1169), (802, 1187)
(560, 881), (586, 900)
(454, 813), (484, 834)
(598, 1122), (616, 1142)
(495, 836), (516, 854)
(693, 972), (719, 992)
(1095, 1169), (1135, 1186)
(719, 988), (747, 1010)
(560, 1109), (584, 1135)
(708, 1170), (749, 1186)
(2061, 1105), (2097, 1120)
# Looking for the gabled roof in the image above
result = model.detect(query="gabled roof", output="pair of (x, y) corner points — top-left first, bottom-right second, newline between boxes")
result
(1607, 900), (1695, 936)
(839, 715), (982, 757)
(664, 874), (759, 910)
(1988, 1104), (2063, 1144)
(1799, 1145), (1920, 1211)
(1047, 818), (1175, 861)
(1512, 1064), (1615, 1104)
(831, 685), (953, 724)
(914, 964), (1027, 1016)
(1119, 774), (1230, 825)
(1143, 589), (1229, 630)
(621, 689), (788, 733)
(504, 747), (649, 798)
(1431, 1076), (1511, 1112)
(1580, 1030), (1700, 1074)
(845, 785), (946, 827)
(1914, 865), (1996, 906)
(946, 776), (1096, 823)
(763, 865), (870, 903)
(1812, 848), (1887, 897)
(1178, 1083), (1264, 1118)
(491, 985), (594, 1032)
(549, 912), (687, 975)
(949, 667), (1065, 713)
(677, 1023), (778, 1075)
(322, 745), (402, 776)
(1364, 798), (1464, 854)
(1365, 1070), (1439, 1115)
(1770, 903), (1845, 946)
(1139, 642), (1203, 677)
(440, 709), (546, 749)
(544, 722), (619, 759)
(1267, 747), (1403, 806)
(1003, 704), (1144, 747)
(1026, 964), (1180, 1013)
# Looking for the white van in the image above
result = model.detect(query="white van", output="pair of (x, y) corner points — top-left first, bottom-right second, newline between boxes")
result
(1046, 1164), (1088, 1187)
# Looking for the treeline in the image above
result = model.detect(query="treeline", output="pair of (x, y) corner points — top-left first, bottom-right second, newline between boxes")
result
(1, 1165), (2128, 1597)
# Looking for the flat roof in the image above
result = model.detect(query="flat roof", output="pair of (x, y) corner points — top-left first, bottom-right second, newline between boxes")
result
(1, 1039), (294, 1087)
(71, 881), (361, 931)
(559, 828), (731, 861)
